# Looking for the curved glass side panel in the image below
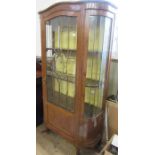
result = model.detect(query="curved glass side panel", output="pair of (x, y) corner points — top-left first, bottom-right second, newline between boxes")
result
(46, 16), (77, 112)
(84, 16), (112, 117)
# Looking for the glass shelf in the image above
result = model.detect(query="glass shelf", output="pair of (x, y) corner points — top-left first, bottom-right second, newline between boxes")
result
(46, 70), (75, 83)
(47, 88), (74, 112)
(84, 103), (101, 118)
(47, 70), (103, 88)
(46, 48), (103, 57)
(46, 48), (76, 56)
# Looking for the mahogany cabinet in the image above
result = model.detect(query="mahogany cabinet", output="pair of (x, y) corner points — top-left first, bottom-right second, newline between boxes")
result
(39, 0), (116, 149)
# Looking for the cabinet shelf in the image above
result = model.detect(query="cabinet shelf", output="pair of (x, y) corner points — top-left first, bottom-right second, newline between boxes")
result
(47, 89), (101, 115)
(47, 89), (74, 112)
(46, 70), (102, 87)
(84, 103), (102, 118)
(46, 48), (76, 56)
(46, 48), (102, 57)
(85, 79), (102, 87)
(47, 70), (75, 82)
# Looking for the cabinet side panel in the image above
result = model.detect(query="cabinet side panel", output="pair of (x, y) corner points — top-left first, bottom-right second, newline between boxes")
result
(40, 16), (48, 124)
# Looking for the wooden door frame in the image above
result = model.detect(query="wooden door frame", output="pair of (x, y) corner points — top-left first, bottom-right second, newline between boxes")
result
(40, 7), (84, 142)
(82, 9), (115, 117)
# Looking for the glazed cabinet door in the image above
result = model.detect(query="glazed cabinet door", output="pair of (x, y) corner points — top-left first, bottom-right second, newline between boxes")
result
(43, 11), (81, 139)
(46, 16), (77, 112)
(84, 10), (114, 118)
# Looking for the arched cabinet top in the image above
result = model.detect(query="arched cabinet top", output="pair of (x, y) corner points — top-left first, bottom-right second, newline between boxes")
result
(39, 1), (117, 17)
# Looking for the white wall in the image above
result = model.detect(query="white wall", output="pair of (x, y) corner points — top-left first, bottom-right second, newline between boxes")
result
(37, 0), (53, 56)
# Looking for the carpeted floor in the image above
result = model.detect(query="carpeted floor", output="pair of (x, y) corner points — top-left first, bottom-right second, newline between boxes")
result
(36, 124), (100, 155)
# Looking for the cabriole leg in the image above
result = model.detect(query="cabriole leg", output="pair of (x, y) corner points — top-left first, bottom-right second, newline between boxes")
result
(76, 148), (80, 155)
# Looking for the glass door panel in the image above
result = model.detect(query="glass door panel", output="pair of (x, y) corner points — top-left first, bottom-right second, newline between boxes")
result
(46, 16), (77, 112)
(84, 16), (112, 117)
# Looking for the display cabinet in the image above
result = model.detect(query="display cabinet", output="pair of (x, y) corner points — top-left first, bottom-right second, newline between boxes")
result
(39, 0), (116, 151)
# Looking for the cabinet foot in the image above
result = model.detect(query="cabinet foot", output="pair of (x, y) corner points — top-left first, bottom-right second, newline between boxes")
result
(41, 128), (50, 134)
(76, 148), (80, 155)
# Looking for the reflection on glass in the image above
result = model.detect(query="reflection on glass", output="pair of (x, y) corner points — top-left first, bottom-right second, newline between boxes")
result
(84, 16), (112, 117)
(46, 16), (77, 112)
